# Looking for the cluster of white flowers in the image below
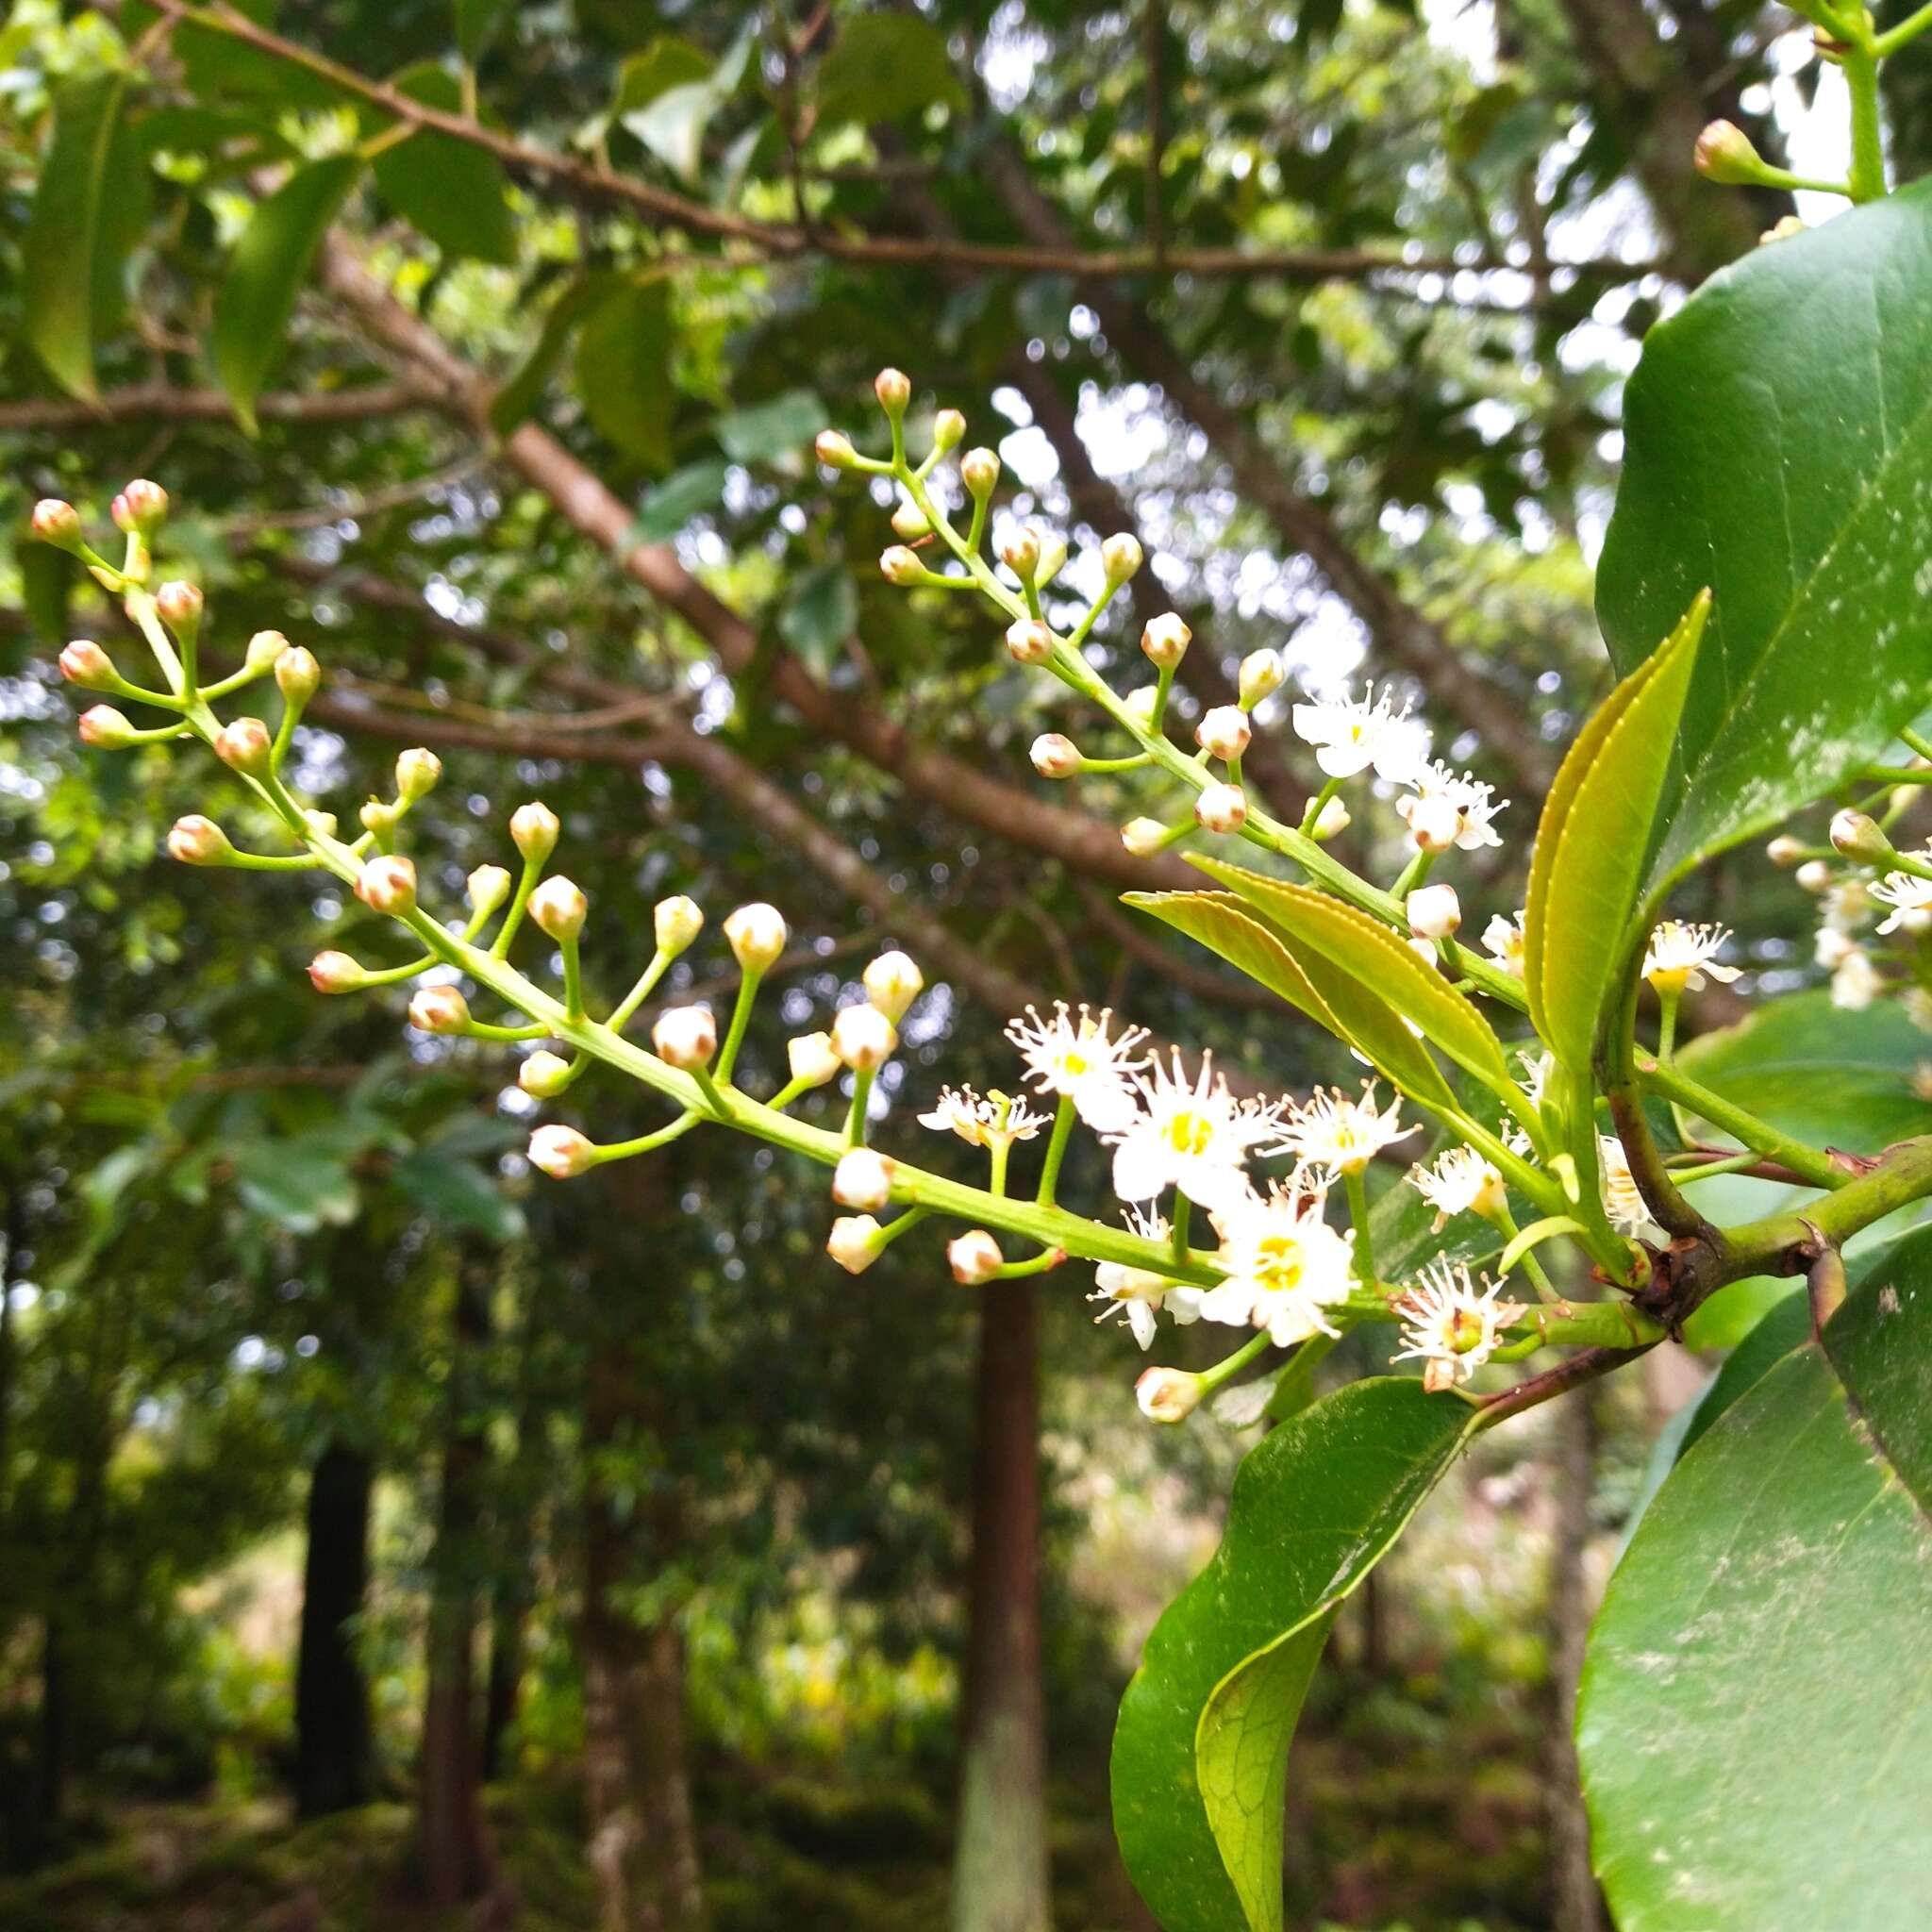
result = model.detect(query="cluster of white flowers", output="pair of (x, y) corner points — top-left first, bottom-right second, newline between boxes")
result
(1774, 807), (1932, 1015)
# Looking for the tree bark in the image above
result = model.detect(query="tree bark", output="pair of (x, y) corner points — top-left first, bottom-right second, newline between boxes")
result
(294, 1438), (375, 1818)
(1546, 1386), (1606, 1932)
(953, 1279), (1051, 1932)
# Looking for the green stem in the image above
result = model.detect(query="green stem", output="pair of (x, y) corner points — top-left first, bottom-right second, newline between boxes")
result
(1196, 1329), (1274, 1395)
(606, 946), (673, 1032)
(1844, 42), (1888, 203)
(1343, 1168), (1374, 1287)
(592, 1112), (702, 1163)
(1035, 1097), (1075, 1208)
(1901, 725), (1932, 762)
(715, 967), (762, 1083)
(1170, 1195), (1191, 1260)
(1636, 1056), (1847, 1191)
(1492, 1207), (1562, 1304)
(843, 1067), (875, 1147)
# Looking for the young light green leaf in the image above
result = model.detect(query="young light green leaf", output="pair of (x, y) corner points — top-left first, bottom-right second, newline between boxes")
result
(1579, 1227), (1932, 1932)
(816, 15), (965, 125)
(1522, 591), (1706, 1072)
(1600, 180), (1932, 888)
(212, 155), (364, 433)
(574, 276), (674, 468)
(368, 65), (516, 265)
(619, 25), (752, 183)
(1112, 1379), (1472, 1932)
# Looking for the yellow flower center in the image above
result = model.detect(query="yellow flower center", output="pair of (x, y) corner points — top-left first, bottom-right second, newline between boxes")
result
(1253, 1234), (1307, 1293)
(1163, 1109), (1216, 1157)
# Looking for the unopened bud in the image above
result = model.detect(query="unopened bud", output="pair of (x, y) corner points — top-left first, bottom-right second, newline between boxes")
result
(1195, 705), (1250, 762)
(863, 950), (924, 1022)
(1796, 859), (1832, 892)
(1307, 794), (1351, 841)
(528, 1124), (596, 1179)
(1135, 1366), (1202, 1424)
(831, 1003), (897, 1072)
(31, 499), (84, 551)
(1694, 119), (1764, 186)
(113, 479), (168, 533)
(245, 629), (291, 673)
(58, 640), (117, 691)
(78, 705), (138, 748)
(874, 367), (911, 415)
(1829, 808), (1891, 864)
(827, 1214), (886, 1274)
(788, 1032), (842, 1087)
(518, 1050), (575, 1098)
(275, 647), (320, 705)
(360, 799), (400, 836)
(356, 854), (418, 917)
(308, 950), (367, 993)
(1121, 816), (1171, 858)
(1407, 882), (1462, 940)
(467, 864), (512, 918)
(167, 814), (231, 865)
(1195, 782), (1248, 835)
(652, 1004), (718, 1070)
(409, 985), (473, 1035)
(510, 801), (559, 864)
(814, 428), (858, 468)
(947, 1228), (1004, 1285)
(1033, 533), (1068, 586)
(304, 808), (339, 839)
(1239, 648), (1285, 708)
(395, 747), (441, 803)
(879, 544), (924, 585)
(529, 875), (588, 941)
(655, 894), (704, 956)
(724, 901), (788, 974)
(155, 580), (203, 637)
(931, 407), (967, 453)
(891, 500), (933, 540)
(1005, 618), (1055, 666)
(215, 716), (274, 776)
(1100, 532), (1143, 585)
(1404, 793), (1462, 855)
(1140, 611), (1191, 669)
(833, 1147), (896, 1212)
(1766, 835), (1805, 867)
(1124, 685), (1161, 728)
(1030, 733), (1081, 779)
(999, 526), (1041, 580)
(960, 446), (1000, 497)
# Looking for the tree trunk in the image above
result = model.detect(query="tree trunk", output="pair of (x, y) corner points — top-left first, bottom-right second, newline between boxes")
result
(294, 1439), (375, 1818)
(482, 1584), (527, 1788)
(1547, 1386), (1606, 1932)
(952, 1279), (1051, 1932)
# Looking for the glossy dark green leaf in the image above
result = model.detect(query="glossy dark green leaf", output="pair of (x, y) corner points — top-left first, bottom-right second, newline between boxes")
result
(1674, 1286), (1807, 1457)
(1579, 1226), (1932, 1931)
(715, 388), (826, 464)
(171, 0), (350, 109)
(368, 65), (515, 266)
(1598, 181), (1932, 886)
(211, 155), (364, 433)
(816, 15), (964, 125)
(777, 563), (858, 674)
(573, 277), (674, 468)
(1112, 1379), (1471, 1932)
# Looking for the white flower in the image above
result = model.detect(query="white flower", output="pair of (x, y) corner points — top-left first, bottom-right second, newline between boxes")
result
(1815, 926), (1857, 970)
(1398, 761), (1507, 851)
(1305, 793), (1351, 840)
(787, 1032), (842, 1087)
(1482, 911), (1527, 977)
(1005, 1002), (1149, 1132)
(1598, 1134), (1657, 1239)
(1831, 948), (1883, 1010)
(1822, 878), (1873, 934)
(1408, 1145), (1507, 1230)
(1239, 648), (1285, 707)
(1290, 681), (1429, 784)
(1641, 920), (1740, 993)
(1871, 871), (1932, 935)
(1195, 782), (1248, 834)
(724, 901), (788, 973)
(528, 1124), (595, 1179)
(1391, 1259), (1522, 1391)
(1195, 706), (1251, 762)
(1198, 1183), (1356, 1345)
(1273, 1082), (1416, 1182)
(1105, 1050), (1287, 1213)
(1407, 883), (1462, 940)
(1089, 1208), (1204, 1349)
(918, 1085), (1050, 1149)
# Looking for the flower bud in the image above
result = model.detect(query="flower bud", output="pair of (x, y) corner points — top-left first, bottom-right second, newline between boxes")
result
(356, 855), (419, 917)
(1694, 119), (1764, 186)
(1195, 705), (1250, 762)
(1195, 782), (1248, 835)
(1766, 835), (1805, 868)
(1407, 882), (1462, 940)
(510, 802), (559, 864)
(1307, 794), (1351, 841)
(395, 747), (441, 803)
(1239, 648), (1285, 708)
(78, 705), (138, 749)
(862, 950), (923, 1022)
(788, 1032), (842, 1088)
(1121, 816), (1170, 858)
(246, 629), (291, 673)
(113, 479), (168, 533)
(528, 1124), (596, 1179)
(1005, 617), (1055, 666)
(529, 875), (588, 941)
(999, 526), (1041, 580)
(724, 902), (788, 974)
(960, 446), (1000, 497)
(814, 428), (858, 469)
(1124, 685), (1161, 729)
(1796, 859), (1833, 892)
(167, 815), (231, 866)
(891, 500), (933, 540)
(874, 367), (912, 415)
(275, 646), (320, 706)
(58, 640), (117, 691)
(1030, 733), (1081, 779)
(304, 808), (339, 838)
(879, 545), (924, 585)
(652, 1004), (718, 1069)
(467, 864), (512, 918)
(360, 799), (400, 836)
(215, 716), (274, 775)
(655, 894), (704, 956)
(31, 499), (84, 552)
(155, 580), (203, 637)
(831, 1003), (897, 1072)
(409, 985), (473, 1035)
(1404, 793), (1462, 855)
(1829, 808), (1892, 864)
(1033, 532), (1068, 586)
(931, 407), (967, 453)
(308, 950), (367, 993)
(518, 1050), (575, 1098)
(1100, 532), (1143, 585)
(1140, 611), (1191, 669)
(1135, 1366), (1202, 1424)
(833, 1147), (896, 1211)
(947, 1228), (1004, 1285)
(827, 1214), (886, 1274)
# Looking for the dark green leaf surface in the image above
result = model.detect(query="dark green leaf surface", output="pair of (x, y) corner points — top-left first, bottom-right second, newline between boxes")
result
(716, 388), (827, 464)
(778, 563), (858, 673)
(454, 0), (516, 63)
(1112, 1380), (1470, 1932)
(632, 458), (729, 541)
(370, 66), (516, 265)
(489, 272), (613, 437)
(816, 15), (964, 125)
(574, 277), (674, 467)
(1599, 182), (1932, 885)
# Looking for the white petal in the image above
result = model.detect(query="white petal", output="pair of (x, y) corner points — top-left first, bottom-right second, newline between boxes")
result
(1127, 1301), (1157, 1350)
(1110, 1132), (1168, 1203)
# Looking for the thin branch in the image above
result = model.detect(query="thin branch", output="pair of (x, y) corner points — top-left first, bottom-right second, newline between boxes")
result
(0, 381), (420, 433)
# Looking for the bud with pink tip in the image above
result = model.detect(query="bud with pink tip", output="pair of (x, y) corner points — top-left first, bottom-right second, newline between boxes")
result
(1239, 648), (1285, 708)
(409, 985), (473, 1035)
(58, 640), (118, 691)
(1307, 794), (1350, 841)
(356, 854), (418, 917)
(931, 408), (966, 452)
(1829, 808), (1891, 864)
(1766, 836), (1804, 867)
(395, 747), (441, 803)
(947, 1229), (1004, 1285)
(78, 705), (139, 748)
(1121, 816), (1170, 858)
(1136, 1366), (1202, 1424)
(827, 1214), (886, 1274)
(874, 367), (911, 415)
(833, 1147), (896, 1212)
(31, 499), (84, 552)
(1140, 611), (1191, 669)
(112, 480), (168, 534)
(519, 1050), (575, 1098)
(814, 428), (858, 468)
(167, 815), (232, 866)
(788, 1032), (841, 1088)
(275, 647), (320, 705)
(155, 580), (204, 640)
(468, 864), (512, 918)
(1407, 883), (1462, 940)
(999, 526), (1041, 580)
(215, 716), (275, 775)
(510, 801), (559, 864)
(862, 950), (923, 1022)
(245, 630), (291, 673)
(655, 894), (704, 955)
(1100, 533), (1143, 585)
(1404, 793), (1461, 855)
(891, 500), (932, 540)
(1195, 706), (1250, 762)
(1694, 119), (1764, 186)
(960, 446), (1000, 497)
(831, 1004), (897, 1071)
(308, 950), (368, 993)
(529, 875), (589, 941)
(529, 1124), (597, 1179)
(1005, 618), (1054, 666)
(1195, 783), (1248, 835)
(724, 902), (788, 974)
(879, 545), (924, 585)
(1030, 734), (1081, 779)
(652, 1005), (718, 1070)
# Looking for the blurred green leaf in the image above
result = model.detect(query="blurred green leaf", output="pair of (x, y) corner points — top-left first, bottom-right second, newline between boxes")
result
(574, 276), (674, 467)
(368, 65), (516, 266)
(489, 271), (614, 437)
(454, 0), (516, 63)
(612, 36), (712, 116)
(715, 388), (826, 464)
(392, 1148), (523, 1242)
(816, 16), (963, 125)
(632, 457), (729, 541)
(778, 563), (858, 674)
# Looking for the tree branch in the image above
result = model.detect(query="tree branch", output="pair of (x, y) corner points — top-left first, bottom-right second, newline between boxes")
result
(0, 381), (420, 433)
